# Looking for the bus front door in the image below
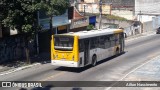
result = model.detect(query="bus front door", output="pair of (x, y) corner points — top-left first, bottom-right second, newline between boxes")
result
(120, 33), (125, 52)
(84, 40), (90, 65)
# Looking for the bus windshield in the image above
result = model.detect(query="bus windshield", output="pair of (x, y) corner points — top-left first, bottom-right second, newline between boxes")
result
(54, 36), (74, 51)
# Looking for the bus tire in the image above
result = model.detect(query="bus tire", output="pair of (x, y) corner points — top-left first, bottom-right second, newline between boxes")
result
(116, 48), (119, 56)
(92, 55), (97, 66)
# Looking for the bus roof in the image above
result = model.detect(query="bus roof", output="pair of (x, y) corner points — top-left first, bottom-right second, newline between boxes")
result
(55, 28), (123, 39)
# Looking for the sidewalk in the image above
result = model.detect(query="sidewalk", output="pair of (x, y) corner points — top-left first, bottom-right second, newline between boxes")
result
(124, 55), (160, 81)
(125, 30), (155, 41)
(106, 55), (160, 90)
(0, 53), (50, 75)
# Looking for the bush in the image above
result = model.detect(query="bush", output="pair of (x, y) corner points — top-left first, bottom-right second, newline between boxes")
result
(87, 25), (94, 31)
(106, 14), (127, 21)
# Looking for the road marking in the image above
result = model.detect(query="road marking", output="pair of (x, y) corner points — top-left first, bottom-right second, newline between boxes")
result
(40, 72), (66, 81)
(105, 53), (160, 90)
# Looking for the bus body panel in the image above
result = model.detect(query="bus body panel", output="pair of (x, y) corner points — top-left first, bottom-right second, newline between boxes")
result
(51, 29), (124, 67)
(79, 52), (85, 67)
(51, 60), (79, 67)
(51, 35), (81, 67)
(89, 47), (116, 62)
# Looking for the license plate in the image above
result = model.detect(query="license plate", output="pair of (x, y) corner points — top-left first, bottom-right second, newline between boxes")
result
(61, 59), (66, 61)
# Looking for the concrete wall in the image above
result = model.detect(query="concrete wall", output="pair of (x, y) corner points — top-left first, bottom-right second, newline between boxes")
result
(104, 0), (135, 20)
(78, 3), (111, 14)
(152, 16), (160, 30)
(103, 0), (134, 6)
(135, 0), (160, 15)
(124, 25), (141, 37)
(135, 0), (160, 22)
(96, 17), (142, 37)
(76, 0), (135, 20)
(143, 21), (154, 32)
(112, 10), (134, 20)
(0, 35), (36, 63)
(0, 24), (2, 38)
(123, 21), (154, 37)
(99, 17), (133, 28)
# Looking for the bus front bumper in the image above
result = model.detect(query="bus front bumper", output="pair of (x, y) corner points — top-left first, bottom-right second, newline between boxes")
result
(51, 60), (79, 67)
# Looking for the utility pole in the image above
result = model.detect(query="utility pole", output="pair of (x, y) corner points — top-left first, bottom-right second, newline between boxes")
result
(99, 0), (102, 29)
(110, 4), (112, 15)
(139, 11), (143, 33)
(84, 4), (86, 16)
(139, 11), (141, 22)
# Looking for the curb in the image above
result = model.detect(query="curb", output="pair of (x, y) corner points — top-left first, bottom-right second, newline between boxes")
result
(0, 63), (41, 76)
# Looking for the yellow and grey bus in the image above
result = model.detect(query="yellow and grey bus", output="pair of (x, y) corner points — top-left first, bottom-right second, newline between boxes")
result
(51, 28), (124, 67)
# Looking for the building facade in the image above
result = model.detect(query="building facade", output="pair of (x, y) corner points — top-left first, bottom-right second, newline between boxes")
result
(69, 7), (89, 32)
(38, 10), (71, 53)
(135, 0), (160, 22)
(75, 0), (135, 20)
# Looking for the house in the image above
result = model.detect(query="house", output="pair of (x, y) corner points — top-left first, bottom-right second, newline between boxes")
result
(69, 6), (89, 32)
(75, 0), (135, 20)
(135, 0), (160, 31)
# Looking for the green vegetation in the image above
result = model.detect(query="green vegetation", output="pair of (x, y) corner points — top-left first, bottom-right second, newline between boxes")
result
(0, 0), (69, 33)
(106, 14), (128, 21)
(87, 24), (94, 31)
(83, 12), (128, 21)
(0, 0), (69, 64)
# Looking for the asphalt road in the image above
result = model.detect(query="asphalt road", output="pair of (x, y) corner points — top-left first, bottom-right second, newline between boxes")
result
(0, 33), (160, 90)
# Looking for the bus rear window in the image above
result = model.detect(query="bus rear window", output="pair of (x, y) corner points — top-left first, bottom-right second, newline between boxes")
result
(54, 36), (74, 51)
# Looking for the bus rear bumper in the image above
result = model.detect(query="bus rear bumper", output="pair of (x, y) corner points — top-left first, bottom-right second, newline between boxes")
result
(51, 60), (79, 67)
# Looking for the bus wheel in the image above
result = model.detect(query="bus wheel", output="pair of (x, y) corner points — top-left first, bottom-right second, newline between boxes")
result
(92, 55), (97, 66)
(116, 48), (119, 56)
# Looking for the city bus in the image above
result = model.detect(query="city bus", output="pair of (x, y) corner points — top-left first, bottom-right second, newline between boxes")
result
(51, 28), (124, 67)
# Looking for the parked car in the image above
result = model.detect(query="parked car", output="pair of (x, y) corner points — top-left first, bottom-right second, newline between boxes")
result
(156, 27), (160, 34)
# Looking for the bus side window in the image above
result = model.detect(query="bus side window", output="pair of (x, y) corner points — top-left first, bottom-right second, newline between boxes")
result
(79, 40), (84, 52)
(90, 37), (98, 49)
(110, 35), (116, 47)
(115, 34), (119, 45)
(99, 36), (106, 49)
(90, 38), (94, 49)
(104, 35), (110, 48)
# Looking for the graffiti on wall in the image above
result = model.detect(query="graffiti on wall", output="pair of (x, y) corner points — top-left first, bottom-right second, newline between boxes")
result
(0, 35), (26, 63)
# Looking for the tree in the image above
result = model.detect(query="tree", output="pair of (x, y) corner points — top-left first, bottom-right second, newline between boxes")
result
(0, 0), (69, 64)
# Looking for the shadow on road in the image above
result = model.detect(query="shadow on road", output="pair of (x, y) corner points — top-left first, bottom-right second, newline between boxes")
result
(0, 53), (50, 72)
(55, 52), (126, 73)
